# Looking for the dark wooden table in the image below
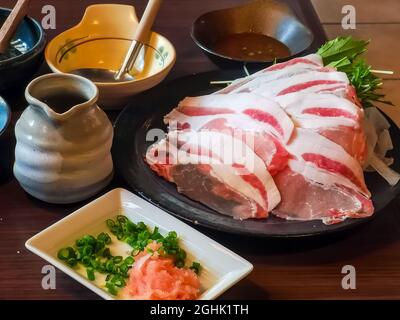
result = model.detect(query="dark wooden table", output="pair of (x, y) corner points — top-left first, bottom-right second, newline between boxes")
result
(1, 0), (400, 300)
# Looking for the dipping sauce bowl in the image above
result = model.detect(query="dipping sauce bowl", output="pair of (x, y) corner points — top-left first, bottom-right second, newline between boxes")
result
(45, 4), (176, 110)
(191, 0), (314, 69)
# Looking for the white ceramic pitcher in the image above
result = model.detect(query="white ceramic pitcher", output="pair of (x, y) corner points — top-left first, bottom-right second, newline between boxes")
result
(14, 74), (114, 204)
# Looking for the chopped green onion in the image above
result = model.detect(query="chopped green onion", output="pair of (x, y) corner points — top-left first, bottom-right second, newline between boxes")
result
(124, 256), (134, 265)
(97, 232), (111, 245)
(90, 259), (99, 269)
(102, 248), (111, 258)
(190, 262), (202, 275)
(75, 239), (85, 247)
(119, 264), (129, 275)
(106, 219), (115, 228)
(67, 258), (77, 267)
(57, 247), (75, 261)
(113, 256), (123, 264)
(61, 216), (203, 296)
(82, 245), (93, 256)
(81, 256), (91, 266)
(75, 251), (82, 260)
(106, 282), (118, 296)
(113, 278), (126, 288)
(117, 215), (128, 224)
(131, 249), (140, 256)
(87, 268), (95, 281)
(82, 235), (96, 246)
(105, 260), (114, 272)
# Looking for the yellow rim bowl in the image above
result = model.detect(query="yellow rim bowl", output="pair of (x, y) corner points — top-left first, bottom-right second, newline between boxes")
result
(45, 4), (176, 109)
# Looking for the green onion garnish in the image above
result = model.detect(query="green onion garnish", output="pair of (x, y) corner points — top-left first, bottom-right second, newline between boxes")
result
(106, 282), (118, 296)
(190, 262), (202, 275)
(87, 268), (95, 281)
(58, 216), (202, 297)
(67, 258), (77, 267)
(124, 256), (134, 265)
(113, 256), (123, 264)
(57, 247), (75, 261)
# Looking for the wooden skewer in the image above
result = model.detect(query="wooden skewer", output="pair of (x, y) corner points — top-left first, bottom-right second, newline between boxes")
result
(371, 69), (394, 75)
(210, 80), (234, 85)
(243, 64), (250, 77)
(0, 0), (31, 53)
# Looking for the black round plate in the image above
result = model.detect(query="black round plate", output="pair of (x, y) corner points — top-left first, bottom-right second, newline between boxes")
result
(113, 70), (400, 237)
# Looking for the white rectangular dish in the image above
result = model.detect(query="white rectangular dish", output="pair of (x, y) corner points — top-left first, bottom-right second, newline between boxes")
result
(26, 188), (253, 300)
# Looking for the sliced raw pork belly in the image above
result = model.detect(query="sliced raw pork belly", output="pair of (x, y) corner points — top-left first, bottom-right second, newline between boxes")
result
(286, 128), (370, 197)
(146, 130), (281, 219)
(275, 93), (362, 127)
(275, 93), (368, 163)
(169, 93), (295, 143)
(218, 54), (325, 94)
(146, 52), (375, 225)
(316, 126), (368, 165)
(273, 160), (373, 224)
(233, 70), (350, 98)
(164, 111), (289, 175)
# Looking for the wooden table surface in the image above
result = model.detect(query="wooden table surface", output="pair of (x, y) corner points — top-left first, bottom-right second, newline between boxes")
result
(1, 0), (400, 300)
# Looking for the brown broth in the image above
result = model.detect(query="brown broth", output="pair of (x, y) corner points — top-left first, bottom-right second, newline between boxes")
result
(211, 32), (291, 61)
(42, 93), (88, 114)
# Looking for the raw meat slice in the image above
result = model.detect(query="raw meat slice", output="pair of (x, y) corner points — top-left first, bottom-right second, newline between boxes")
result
(317, 126), (368, 165)
(275, 93), (368, 163)
(146, 130), (281, 219)
(172, 93), (294, 143)
(171, 130), (281, 211)
(233, 71), (349, 98)
(218, 54), (325, 94)
(166, 109), (276, 133)
(165, 111), (290, 175)
(265, 54), (323, 71)
(286, 128), (370, 196)
(275, 93), (362, 126)
(273, 160), (374, 224)
(146, 52), (376, 225)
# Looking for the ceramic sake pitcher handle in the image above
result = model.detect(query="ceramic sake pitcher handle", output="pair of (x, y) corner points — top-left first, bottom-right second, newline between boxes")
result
(0, 0), (31, 53)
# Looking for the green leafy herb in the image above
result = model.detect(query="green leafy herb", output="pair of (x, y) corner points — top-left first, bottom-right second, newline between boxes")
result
(318, 36), (392, 108)
(317, 36), (368, 68)
(344, 59), (392, 108)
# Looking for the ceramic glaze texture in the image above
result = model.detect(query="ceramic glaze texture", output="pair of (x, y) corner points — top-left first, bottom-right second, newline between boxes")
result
(14, 74), (114, 204)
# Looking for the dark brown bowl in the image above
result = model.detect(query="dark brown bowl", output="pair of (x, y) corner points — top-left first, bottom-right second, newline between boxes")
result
(191, 0), (314, 69)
